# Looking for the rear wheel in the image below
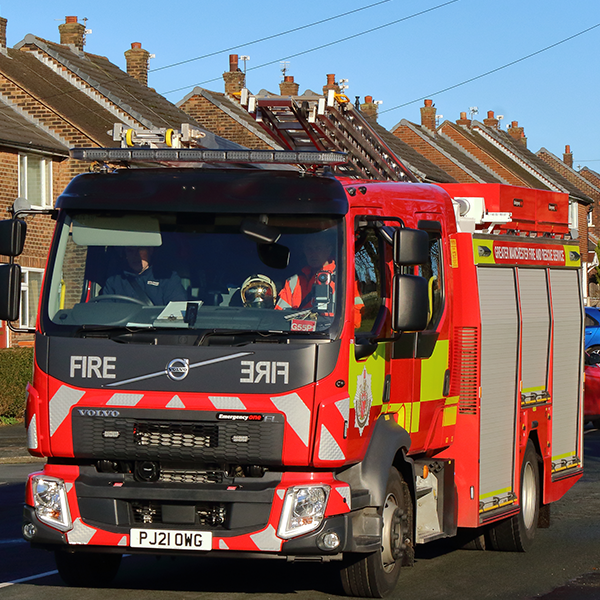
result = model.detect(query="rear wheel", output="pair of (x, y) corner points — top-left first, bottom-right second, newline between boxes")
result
(340, 467), (412, 598)
(486, 440), (539, 552)
(55, 550), (121, 587)
(588, 345), (600, 358)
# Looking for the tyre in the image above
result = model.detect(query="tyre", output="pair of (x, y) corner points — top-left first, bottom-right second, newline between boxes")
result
(588, 345), (600, 358)
(55, 550), (121, 587)
(456, 527), (487, 551)
(486, 440), (540, 552)
(340, 467), (413, 598)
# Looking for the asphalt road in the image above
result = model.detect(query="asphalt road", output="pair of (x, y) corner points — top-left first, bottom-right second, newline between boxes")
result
(0, 429), (599, 599)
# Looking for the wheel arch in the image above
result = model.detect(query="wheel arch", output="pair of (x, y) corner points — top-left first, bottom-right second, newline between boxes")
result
(337, 416), (415, 509)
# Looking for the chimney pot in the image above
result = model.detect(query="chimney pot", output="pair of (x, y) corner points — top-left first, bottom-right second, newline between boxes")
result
(323, 73), (339, 95)
(280, 74), (299, 96)
(0, 17), (6, 49)
(483, 110), (499, 129)
(487, 110), (495, 119)
(456, 111), (471, 127)
(59, 16), (85, 51)
(511, 120), (518, 127)
(223, 55), (245, 98)
(360, 95), (379, 121)
(507, 120), (527, 147)
(420, 99), (437, 131)
(563, 144), (573, 168)
(460, 112), (466, 119)
(124, 42), (151, 86)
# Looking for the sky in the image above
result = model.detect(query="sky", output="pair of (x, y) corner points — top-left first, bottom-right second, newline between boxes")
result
(3, 0), (600, 171)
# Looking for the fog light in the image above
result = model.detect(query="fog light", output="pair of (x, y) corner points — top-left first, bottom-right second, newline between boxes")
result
(278, 485), (330, 539)
(318, 531), (340, 550)
(31, 475), (72, 532)
(22, 522), (37, 540)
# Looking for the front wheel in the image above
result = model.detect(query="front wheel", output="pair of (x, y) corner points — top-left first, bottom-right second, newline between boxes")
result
(339, 467), (412, 598)
(55, 550), (121, 587)
(486, 440), (540, 552)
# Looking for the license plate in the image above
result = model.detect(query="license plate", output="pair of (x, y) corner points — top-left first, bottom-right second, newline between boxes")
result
(130, 528), (212, 550)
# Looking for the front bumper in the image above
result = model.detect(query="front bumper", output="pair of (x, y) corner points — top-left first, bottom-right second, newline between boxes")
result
(23, 466), (380, 558)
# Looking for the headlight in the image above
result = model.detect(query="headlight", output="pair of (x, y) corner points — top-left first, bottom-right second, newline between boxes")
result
(31, 475), (72, 532)
(277, 485), (330, 539)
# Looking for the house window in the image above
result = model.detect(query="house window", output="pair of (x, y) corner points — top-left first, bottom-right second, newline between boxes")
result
(18, 154), (53, 208)
(588, 210), (593, 227)
(20, 268), (44, 328)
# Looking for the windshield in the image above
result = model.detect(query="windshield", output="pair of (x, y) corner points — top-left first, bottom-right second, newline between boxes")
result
(43, 212), (344, 339)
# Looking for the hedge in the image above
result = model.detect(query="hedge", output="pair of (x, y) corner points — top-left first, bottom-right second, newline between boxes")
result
(0, 347), (33, 420)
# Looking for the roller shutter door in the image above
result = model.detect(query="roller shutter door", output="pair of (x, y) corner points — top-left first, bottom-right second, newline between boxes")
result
(549, 269), (582, 474)
(477, 267), (518, 511)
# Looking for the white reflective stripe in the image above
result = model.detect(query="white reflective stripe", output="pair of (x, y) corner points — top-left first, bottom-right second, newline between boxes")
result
(271, 392), (311, 446)
(250, 524), (281, 551)
(354, 296), (365, 305)
(219, 539), (229, 549)
(118, 536), (128, 546)
(106, 393), (144, 406)
(209, 396), (246, 410)
(166, 395), (185, 408)
(288, 274), (300, 293)
(336, 486), (352, 509)
(67, 518), (96, 545)
(27, 414), (38, 450)
(335, 397), (350, 423)
(318, 424), (345, 461)
(49, 386), (86, 436)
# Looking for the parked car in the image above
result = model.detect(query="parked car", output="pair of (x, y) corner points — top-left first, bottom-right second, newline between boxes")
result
(584, 351), (600, 428)
(585, 307), (600, 356)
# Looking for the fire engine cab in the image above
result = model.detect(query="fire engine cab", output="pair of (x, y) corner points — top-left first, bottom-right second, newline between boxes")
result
(0, 114), (583, 597)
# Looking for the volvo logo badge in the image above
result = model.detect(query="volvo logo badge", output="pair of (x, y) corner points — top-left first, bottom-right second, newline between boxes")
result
(167, 358), (190, 381)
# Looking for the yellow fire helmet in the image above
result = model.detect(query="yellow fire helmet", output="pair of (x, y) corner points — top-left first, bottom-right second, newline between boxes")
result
(240, 274), (277, 309)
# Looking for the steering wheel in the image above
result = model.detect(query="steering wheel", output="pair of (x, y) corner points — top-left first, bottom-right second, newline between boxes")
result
(91, 295), (148, 306)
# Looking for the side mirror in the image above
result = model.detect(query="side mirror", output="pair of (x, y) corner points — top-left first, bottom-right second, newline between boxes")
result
(0, 264), (22, 321)
(393, 228), (429, 266)
(391, 274), (428, 332)
(0, 219), (27, 257)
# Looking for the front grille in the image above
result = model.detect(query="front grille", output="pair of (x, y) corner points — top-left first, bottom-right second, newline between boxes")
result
(159, 468), (224, 484)
(134, 423), (218, 449)
(72, 408), (285, 464)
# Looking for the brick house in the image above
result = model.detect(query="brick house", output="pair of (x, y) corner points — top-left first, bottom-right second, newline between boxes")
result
(0, 15), (235, 345)
(389, 101), (593, 296)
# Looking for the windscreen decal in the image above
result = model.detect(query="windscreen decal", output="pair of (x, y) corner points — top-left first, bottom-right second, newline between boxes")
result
(49, 386), (86, 436)
(104, 352), (252, 387)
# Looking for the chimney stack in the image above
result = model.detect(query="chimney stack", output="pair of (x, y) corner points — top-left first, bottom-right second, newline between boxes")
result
(59, 16), (85, 51)
(483, 110), (499, 129)
(124, 42), (151, 86)
(420, 99), (436, 131)
(279, 75), (299, 96)
(456, 111), (471, 127)
(0, 17), (7, 49)
(360, 95), (378, 121)
(563, 144), (573, 168)
(223, 54), (245, 99)
(322, 73), (339, 95)
(507, 120), (527, 147)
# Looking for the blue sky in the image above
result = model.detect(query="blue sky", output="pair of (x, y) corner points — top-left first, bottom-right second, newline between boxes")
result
(4, 0), (600, 171)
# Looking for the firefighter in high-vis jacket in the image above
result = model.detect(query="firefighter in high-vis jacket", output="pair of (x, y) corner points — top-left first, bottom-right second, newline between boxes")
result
(275, 231), (364, 326)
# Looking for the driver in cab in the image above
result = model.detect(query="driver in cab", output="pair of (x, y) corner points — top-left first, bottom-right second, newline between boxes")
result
(102, 246), (187, 306)
(275, 231), (364, 326)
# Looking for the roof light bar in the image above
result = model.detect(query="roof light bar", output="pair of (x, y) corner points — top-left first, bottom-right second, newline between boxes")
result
(70, 147), (348, 165)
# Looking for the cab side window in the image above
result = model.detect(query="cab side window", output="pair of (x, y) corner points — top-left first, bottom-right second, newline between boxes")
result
(354, 228), (384, 334)
(419, 234), (444, 329)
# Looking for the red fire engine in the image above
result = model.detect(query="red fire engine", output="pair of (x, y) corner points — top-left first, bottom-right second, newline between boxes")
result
(0, 105), (583, 597)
